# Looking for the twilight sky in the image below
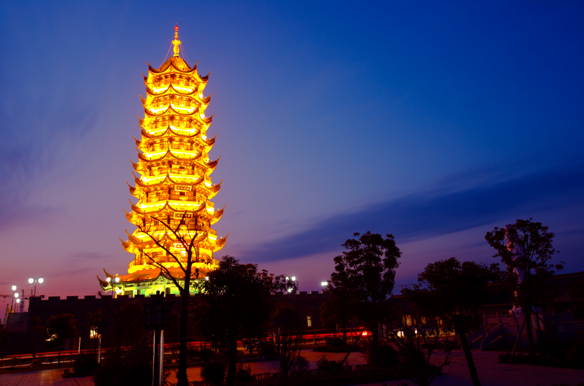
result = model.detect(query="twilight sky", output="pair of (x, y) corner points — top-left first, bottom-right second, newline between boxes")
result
(1, 1), (583, 302)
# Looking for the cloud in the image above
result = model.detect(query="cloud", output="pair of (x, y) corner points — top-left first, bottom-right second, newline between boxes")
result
(240, 163), (584, 262)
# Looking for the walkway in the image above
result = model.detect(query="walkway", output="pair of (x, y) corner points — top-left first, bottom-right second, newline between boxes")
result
(2, 350), (584, 386)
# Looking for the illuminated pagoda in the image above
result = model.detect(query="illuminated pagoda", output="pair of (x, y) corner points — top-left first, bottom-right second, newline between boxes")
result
(98, 26), (227, 296)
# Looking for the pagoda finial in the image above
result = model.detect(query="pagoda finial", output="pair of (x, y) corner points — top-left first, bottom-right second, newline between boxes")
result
(172, 24), (182, 57)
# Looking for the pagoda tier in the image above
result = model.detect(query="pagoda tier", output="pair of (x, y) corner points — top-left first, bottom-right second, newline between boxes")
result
(101, 26), (227, 296)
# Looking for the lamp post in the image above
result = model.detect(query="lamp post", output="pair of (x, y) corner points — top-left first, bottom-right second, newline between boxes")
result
(145, 291), (173, 386)
(285, 276), (297, 294)
(28, 277), (44, 297)
(11, 285), (16, 311)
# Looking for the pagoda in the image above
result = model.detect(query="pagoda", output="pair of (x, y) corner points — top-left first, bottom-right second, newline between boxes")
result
(98, 26), (227, 296)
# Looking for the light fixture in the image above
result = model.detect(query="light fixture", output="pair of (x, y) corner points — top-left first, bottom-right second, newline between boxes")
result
(321, 281), (328, 287)
(14, 293), (19, 298)
(205, 276), (209, 281)
(38, 278), (44, 284)
(16, 299), (21, 303)
(285, 277), (289, 281)
(11, 285), (16, 291)
(291, 276), (296, 281)
(287, 288), (293, 293)
(106, 277), (111, 283)
(115, 277), (120, 283)
(28, 278), (34, 284)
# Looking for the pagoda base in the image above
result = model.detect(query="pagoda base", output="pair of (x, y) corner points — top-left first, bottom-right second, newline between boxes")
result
(98, 267), (207, 297)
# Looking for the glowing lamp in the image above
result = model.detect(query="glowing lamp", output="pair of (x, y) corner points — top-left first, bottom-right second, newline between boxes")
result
(115, 277), (120, 283)
(291, 276), (296, 281)
(38, 278), (44, 284)
(14, 293), (19, 298)
(321, 281), (328, 287)
(287, 288), (293, 293)
(106, 277), (111, 283)
(362, 331), (368, 336)
(11, 285), (16, 291)
(28, 278), (34, 284)
(285, 277), (289, 281)
(16, 299), (21, 303)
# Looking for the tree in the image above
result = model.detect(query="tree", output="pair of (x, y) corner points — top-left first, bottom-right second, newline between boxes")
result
(331, 231), (401, 364)
(135, 211), (206, 385)
(45, 313), (77, 368)
(485, 219), (564, 356)
(195, 256), (289, 386)
(270, 302), (304, 379)
(403, 257), (499, 386)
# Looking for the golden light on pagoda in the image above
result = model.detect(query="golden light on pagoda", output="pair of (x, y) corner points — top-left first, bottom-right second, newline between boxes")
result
(98, 25), (227, 296)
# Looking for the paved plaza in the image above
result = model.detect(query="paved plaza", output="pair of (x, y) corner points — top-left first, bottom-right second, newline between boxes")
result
(2, 350), (583, 386)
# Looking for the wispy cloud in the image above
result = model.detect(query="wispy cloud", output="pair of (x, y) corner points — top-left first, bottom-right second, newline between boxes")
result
(240, 163), (584, 262)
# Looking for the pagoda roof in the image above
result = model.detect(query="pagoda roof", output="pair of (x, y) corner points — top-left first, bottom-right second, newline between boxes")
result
(144, 105), (214, 124)
(133, 173), (204, 188)
(137, 148), (202, 162)
(146, 57), (210, 83)
(129, 199), (206, 216)
(144, 83), (212, 103)
(139, 125), (202, 140)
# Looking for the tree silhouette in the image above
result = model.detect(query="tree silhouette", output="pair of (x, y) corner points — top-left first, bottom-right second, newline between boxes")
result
(485, 219), (564, 356)
(331, 231), (401, 364)
(195, 256), (289, 386)
(403, 257), (499, 386)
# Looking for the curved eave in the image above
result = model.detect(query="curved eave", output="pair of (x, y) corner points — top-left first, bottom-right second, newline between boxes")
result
(210, 205), (226, 224)
(206, 156), (221, 169)
(203, 134), (217, 146)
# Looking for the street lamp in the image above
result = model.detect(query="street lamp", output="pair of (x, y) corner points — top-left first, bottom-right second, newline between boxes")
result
(28, 277), (44, 297)
(285, 276), (297, 294)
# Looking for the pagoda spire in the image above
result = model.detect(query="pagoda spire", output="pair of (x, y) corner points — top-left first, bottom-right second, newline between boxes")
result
(172, 24), (182, 57)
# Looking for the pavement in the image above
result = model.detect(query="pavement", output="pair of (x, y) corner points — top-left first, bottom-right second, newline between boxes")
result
(2, 350), (584, 386)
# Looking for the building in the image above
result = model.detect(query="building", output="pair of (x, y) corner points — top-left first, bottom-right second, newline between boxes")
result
(98, 26), (227, 296)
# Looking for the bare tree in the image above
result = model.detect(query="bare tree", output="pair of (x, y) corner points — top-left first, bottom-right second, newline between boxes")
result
(134, 210), (206, 386)
(386, 305), (454, 386)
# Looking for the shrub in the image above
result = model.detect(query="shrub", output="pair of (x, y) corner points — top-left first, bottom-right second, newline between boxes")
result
(317, 355), (344, 374)
(201, 359), (226, 386)
(294, 355), (310, 372)
(198, 348), (216, 362)
(235, 364), (252, 385)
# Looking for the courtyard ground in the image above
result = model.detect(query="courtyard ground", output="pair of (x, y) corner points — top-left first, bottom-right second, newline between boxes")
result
(1, 350), (583, 386)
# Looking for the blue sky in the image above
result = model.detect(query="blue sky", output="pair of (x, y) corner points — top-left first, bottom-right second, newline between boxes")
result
(0, 1), (582, 298)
